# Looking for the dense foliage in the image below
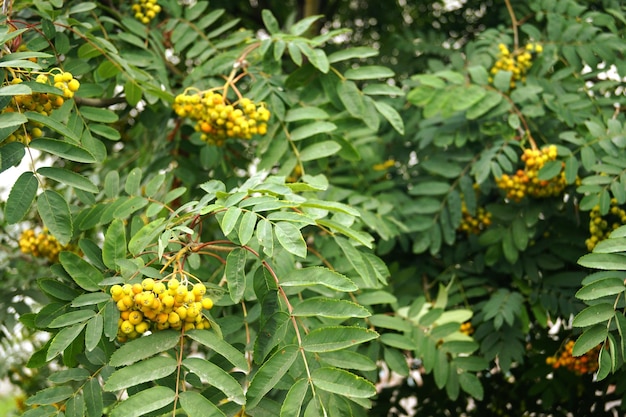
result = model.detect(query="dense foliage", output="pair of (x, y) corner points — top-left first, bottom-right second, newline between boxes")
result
(0, 0), (625, 416)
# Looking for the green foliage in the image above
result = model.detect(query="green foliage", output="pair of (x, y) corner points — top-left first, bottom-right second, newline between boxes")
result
(1, 0), (626, 415)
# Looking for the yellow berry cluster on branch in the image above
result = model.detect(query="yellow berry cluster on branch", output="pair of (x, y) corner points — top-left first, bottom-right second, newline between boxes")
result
(459, 321), (474, 336)
(495, 145), (567, 202)
(131, 0), (161, 24)
(458, 202), (492, 235)
(173, 91), (270, 146)
(489, 42), (543, 89)
(586, 200), (626, 251)
(3, 71), (79, 145)
(110, 277), (214, 343)
(545, 340), (600, 375)
(18, 229), (76, 263)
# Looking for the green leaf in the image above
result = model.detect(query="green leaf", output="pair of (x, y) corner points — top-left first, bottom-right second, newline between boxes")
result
(572, 303), (615, 327)
(186, 330), (249, 371)
(110, 386), (175, 417)
(493, 70), (512, 92)
(292, 297), (371, 319)
(37, 167), (98, 193)
(48, 310), (96, 328)
(299, 140), (342, 161)
(255, 312), (290, 363)
(256, 218), (274, 256)
(46, 323), (86, 361)
(328, 47), (378, 63)
(452, 85), (487, 111)
(319, 350), (377, 371)
(537, 160), (562, 180)
(124, 167), (142, 196)
(90, 123), (121, 140)
(311, 367), (376, 398)
(0, 141), (25, 173)
(103, 219), (127, 270)
(109, 330), (180, 367)
(285, 107), (329, 122)
(72, 292), (110, 307)
(179, 391), (226, 417)
(280, 378), (309, 417)
(0, 111), (27, 132)
(573, 324), (608, 356)
(289, 15), (323, 36)
(238, 210), (257, 246)
(459, 372), (483, 400)
(37, 190), (73, 245)
(24, 111), (81, 142)
(25, 385), (74, 406)
(578, 253), (626, 270)
(220, 206), (242, 236)
(345, 65), (395, 80)
(59, 251), (102, 291)
(5, 171), (37, 224)
(338, 80), (365, 120)
(124, 80), (142, 106)
(466, 91), (503, 120)
(246, 345), (299, 409)
(372, 100), (404, 134)
(302, 326), (378, 352)
(183, 357), (245, 404)
(290, 121), (336, 141)
(104, 356), (178, 392)
(280, 267), (357, 292)
(593, 237), (626, 254)
(79, 106), (119, 123)
(128, 218), (166, 256)
(85, 314), (103, 352)
(274, 221), (307, 258)
(226, 248), (247, 304)
(576, 278), (625, 301)
(261, 9), (280, 34)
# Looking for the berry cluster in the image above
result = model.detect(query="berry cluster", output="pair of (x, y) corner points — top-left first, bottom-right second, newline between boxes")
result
(545, 340), (601, 375)
(131, 0), (161, 24)
(18, 229), (76, 263)
(173, 91), (270, 146)
(495, 145), (567, 202)
(489, 42), (543, 89)
(110, 278), (214, 343)
(459, 321), (474, 336)
(3, 71), (79, 145)
(458, 202), (492, 235)
(586, 200), (626, 251)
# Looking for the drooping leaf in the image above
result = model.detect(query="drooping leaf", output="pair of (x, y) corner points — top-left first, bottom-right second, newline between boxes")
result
(274, 221), (307, 258)
(5, 171), (38, 224)
(37, 190), (73, 245)
(46, 323), (86, 361)
(179, 391), (227, 417)
(183, 357), (245, 404)
(246, 345), (299, 409)
(311, 367), (376, 398)
(59, 251), (102, 292)
(37, 167), (98, 193)
(110, 386), (175, 417)
(185, 330), (249, 371)
(109, 330), (180, 367)
(103, 218), (127, 270)
(302, 326), (378, 352)
(104, 356), (178, 392)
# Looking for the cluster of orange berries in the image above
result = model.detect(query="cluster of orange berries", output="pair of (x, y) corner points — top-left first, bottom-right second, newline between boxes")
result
(586, 200), (626, 251)
(458, 202), (492, 235)
(18, 229), (76, 263)
(459, 321), (474, 336)
(110, 277), (214, 343)
(489, 42), (543, 89)
(495, 145), (567, 202)
(173, 91), (270, 146)
(131, 0), (161, 24)
(3, 71), (79, 145)
(546, 340), (601, 375)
